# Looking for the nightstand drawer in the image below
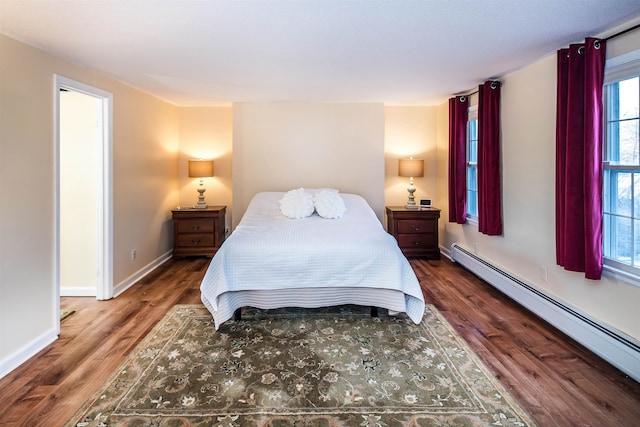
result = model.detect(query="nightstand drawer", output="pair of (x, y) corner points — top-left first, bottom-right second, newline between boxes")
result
(176, 233), (215, 248)
(176, 219), (214, 234)
(172, 206), (226, 257)
(397, 220), (436, 234)
(385, 206), (441, 259)
(397, 234), (437, 249)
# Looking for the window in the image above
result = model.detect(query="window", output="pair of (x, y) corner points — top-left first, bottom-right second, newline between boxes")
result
(603, 74), (640, 277)
(466, 106), (478, 220)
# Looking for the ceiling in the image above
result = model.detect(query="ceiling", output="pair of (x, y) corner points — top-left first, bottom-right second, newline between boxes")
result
(2, 1), (640, 107)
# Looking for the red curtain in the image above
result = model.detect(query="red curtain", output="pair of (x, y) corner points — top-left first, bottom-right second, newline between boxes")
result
(448, 96), (468, 224)
(556, 38), (606, 280)
(478, 81), (503, 235)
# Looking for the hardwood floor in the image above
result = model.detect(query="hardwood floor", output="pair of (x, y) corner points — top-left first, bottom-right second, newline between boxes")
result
(412, 258), (640, 427)
(0, 257), (638, 426)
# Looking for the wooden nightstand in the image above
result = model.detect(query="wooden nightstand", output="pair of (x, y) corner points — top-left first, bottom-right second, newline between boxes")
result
(171, 206), (226, 257)
(386, 206), (441, 259)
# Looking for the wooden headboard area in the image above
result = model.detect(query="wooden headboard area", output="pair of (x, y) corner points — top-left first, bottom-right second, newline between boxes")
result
(232, 102), (385, 228)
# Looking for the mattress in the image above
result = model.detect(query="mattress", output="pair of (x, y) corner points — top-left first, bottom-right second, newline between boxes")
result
(200, 191), (425, 328)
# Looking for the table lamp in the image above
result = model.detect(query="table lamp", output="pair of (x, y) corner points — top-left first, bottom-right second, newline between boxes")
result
(188, 159), (214, 209)
(398, 157), (424, 210)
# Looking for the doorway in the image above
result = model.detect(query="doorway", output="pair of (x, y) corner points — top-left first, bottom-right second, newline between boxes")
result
(54, 75), (113, 334)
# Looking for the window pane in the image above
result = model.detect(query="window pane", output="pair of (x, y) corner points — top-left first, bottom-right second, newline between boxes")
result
(605, 215), (632, 265)
(468, 141), (477, 163)
(619, 119), (639, 165)
(606, 120), (620, 162)
(635, 173), (640, 219)
(618, 77), (639, 120)
(603, 213), (613, 257)
(468, 118), (477, 137)
(635, 219), (640, 267)
(467, 165), (477, 191)
(605, 171), (632, 216)
(466, 158), (477, 218)
(466, 114), (478, 219)
(604, 170), (612, 214)
(467, 191), (477, 217)
(608, 81), (621, 122)
(467, 119), (477, 163)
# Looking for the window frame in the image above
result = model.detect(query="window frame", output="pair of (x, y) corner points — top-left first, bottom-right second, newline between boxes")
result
(602, 49), (640, 286)
(466, 105), (479, 223)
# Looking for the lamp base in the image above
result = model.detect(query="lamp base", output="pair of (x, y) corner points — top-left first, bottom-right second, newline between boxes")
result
(405, 186), (418, 210)
(194, 187), (208, 209)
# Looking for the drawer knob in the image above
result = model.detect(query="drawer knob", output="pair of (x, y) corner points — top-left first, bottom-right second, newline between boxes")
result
(191, 239), (201, 245)
(412, 240), (422, 246)
(411, 225), (420, 231)
(192, 225), (200, 231)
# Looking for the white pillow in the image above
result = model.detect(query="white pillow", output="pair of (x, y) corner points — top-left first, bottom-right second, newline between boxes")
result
(279, 188), (315, 219)
(314, 189), (347, 219)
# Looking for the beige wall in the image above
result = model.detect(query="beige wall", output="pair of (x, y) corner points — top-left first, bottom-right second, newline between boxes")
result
(108, 80), (178, 284)
(232, 103), (385, 226)
(1, 33), (58, 364)
(181, 105), (438, 230)
(437, 26), (640, 341)
(178, 107), (233, 227)
(0, 33), (179, 367)
(384, 106), (438, 212)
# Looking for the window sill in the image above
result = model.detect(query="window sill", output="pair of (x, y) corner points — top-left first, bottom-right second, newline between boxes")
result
(603, 264), (640, 288)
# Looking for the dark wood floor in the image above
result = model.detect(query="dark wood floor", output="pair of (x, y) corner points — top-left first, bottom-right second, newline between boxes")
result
(0, 257), (638, 426)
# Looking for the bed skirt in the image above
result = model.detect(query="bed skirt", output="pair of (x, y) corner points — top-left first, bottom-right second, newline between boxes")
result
(202, 286), (418, 329)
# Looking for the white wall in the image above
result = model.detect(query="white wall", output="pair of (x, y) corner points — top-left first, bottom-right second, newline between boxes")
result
(60, 90), (99, 292)
(232, 103), (385, 226)
(437, 24), (640, 342)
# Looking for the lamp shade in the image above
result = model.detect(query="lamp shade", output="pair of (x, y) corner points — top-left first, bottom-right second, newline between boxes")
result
(398, 158), (424, 178)
(188, 159), (214, 178)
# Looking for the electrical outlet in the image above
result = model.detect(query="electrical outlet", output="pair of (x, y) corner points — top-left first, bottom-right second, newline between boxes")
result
(225, 227), (230, 235)
(131, 249), (137, 261)
(473, 243), (479, 254)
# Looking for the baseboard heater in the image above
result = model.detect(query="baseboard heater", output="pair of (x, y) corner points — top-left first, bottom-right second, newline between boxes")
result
(450, 243), (640, 383)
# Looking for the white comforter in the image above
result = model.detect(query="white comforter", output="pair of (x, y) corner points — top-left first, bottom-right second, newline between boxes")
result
(200, 191), (425, 328)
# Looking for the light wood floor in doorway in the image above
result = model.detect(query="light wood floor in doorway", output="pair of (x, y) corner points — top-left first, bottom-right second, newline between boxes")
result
(0, 257), (638, 426)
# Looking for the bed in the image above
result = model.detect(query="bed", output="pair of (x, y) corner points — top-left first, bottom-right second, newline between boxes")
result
(200, 190), (425, 329)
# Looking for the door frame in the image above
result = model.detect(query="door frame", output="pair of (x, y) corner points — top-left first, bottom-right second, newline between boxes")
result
(54, 75), (113, 333)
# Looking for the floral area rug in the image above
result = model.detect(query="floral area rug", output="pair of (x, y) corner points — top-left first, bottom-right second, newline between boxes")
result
(66, 304), (537, 426)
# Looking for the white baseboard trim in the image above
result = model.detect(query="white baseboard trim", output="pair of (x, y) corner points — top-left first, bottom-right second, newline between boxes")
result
(113, 250), (173, 298)
(60, 286), (96, 297)
(439, 245), (453, 261)
(450, 243), (640, 382)
(0, 328), (57, 380)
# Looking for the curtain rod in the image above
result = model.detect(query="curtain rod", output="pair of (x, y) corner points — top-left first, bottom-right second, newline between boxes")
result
(457, 81), (501, 99)
(603, 23), (640, 42)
